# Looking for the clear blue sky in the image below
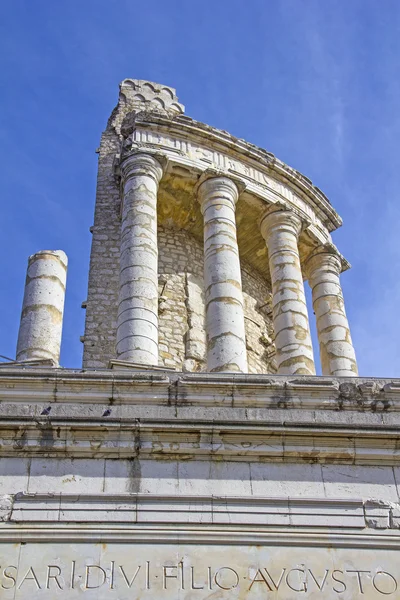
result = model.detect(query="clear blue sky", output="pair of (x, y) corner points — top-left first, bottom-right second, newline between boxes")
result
(1, 0), (399, 375)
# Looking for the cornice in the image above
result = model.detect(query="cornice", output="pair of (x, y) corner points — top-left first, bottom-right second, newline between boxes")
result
(0, 368), (399, 464)
(1, 524), (400, 548)
(128, 113), (342, 232)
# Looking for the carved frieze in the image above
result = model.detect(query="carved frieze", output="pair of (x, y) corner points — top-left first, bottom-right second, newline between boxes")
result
(124, 127), (333, 244)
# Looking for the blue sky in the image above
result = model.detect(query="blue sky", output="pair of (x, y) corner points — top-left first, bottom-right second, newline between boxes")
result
(1, 0), (399, 375)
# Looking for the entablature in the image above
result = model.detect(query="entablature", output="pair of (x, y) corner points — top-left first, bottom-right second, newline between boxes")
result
(120, 112), (341, 234)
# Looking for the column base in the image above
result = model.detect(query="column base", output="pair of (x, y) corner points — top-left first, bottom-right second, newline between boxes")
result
(109, 359), (176, 372)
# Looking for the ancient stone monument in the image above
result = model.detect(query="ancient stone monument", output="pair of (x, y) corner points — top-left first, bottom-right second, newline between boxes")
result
(0, 80), (399, 598)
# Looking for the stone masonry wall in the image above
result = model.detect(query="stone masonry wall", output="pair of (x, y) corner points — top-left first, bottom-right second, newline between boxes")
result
(85, 214), (275, 372)
(83, 125), (121, 369)
(157, 227), (275, 373)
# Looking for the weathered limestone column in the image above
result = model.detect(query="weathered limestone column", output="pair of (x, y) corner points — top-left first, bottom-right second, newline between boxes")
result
(197, 177), (248, 372)
(16, 250), (68, 365)
(260, 208), (315, 375)
(305, 248), (358, 376)
(117, 153), (163, 364)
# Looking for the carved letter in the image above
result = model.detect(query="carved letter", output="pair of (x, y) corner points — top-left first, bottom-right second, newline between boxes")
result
(70, 560), (75, 589)
(214, 567), (239, 590)
(85, 565), (106, 589)
(110, 561), (115, 589)
(191, 567), (204, 590)
(119, 565), (141, 588)
(146, 561), (150, 590)
(332, 570), (347, 593)
(1, 566), (17, 590)
(373, 572), (397, 595)
(264, 568), (286, 590)
(308, 569), (329, 591)
(18, 567), (41, 590)
(208, 566), (213, 590)
(163, 566), (178, 590)
(286, 569), (307, 593)
(346, 570), (370, 594)
(248, 568), (273, 591)
(46, 565), (63, 589)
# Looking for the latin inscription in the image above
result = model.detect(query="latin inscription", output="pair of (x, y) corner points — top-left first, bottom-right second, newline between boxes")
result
(0, 561), (398, 595)
(1, 543), (399, 598)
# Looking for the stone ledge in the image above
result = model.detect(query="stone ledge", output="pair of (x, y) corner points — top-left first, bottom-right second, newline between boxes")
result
(0, 368), (397, 412)
(3, 493), (384, 530)
(1, 416), (400, 463)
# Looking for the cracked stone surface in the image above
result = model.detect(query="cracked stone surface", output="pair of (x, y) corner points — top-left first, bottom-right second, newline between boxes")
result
(198, 177), (248, 373)
(260, 208), (315, 375)
(16, 250), (67, 365)
(117, 153), (163, 364)
(305, 248), (358, 376)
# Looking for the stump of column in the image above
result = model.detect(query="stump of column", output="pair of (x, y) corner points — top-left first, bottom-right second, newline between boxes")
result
(305, 248), (358, 376)
(197, 176), (248, 373)
(16, 250), (68, 365)
(117, 153), (163, 365)
(260, 208), (315, 375)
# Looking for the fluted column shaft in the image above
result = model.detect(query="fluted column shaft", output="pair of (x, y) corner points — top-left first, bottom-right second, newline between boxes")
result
(305, 249), (358, 376)
(198, 177), (248, 372)
(117, 153), (163, 365)
(260, 208), (315, 375)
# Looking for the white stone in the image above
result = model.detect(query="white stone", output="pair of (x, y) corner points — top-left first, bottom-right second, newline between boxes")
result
(305, 249), (358, 376)
(16, 250), (67, 365)
(197, 176), (248, 373)
(117, 153), (163, 365)
(260, 208), (315, 375)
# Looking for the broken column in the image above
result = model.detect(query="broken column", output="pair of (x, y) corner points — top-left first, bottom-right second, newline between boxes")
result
(16, 250), (68, 365)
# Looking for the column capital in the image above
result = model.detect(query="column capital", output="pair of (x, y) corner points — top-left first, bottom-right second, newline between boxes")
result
(303, 245), (343, 280)
(259, 206), (304, 242)
(197, 175), (240, 213)
(120, 152), (164, 184)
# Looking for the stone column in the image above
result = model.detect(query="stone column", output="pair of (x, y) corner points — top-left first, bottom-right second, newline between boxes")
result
(305, 248), (358, 376)
(117, 153), (163, 365)
(260, 208), (315, 375)
(197, 177), (248, 372)
(16, 250), (68, 365)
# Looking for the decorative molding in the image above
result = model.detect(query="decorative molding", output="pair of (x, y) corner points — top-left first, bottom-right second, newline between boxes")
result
(124, 114), (341, 233)
(2, 493), (400, 539)
(0, 370), (399, 463)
